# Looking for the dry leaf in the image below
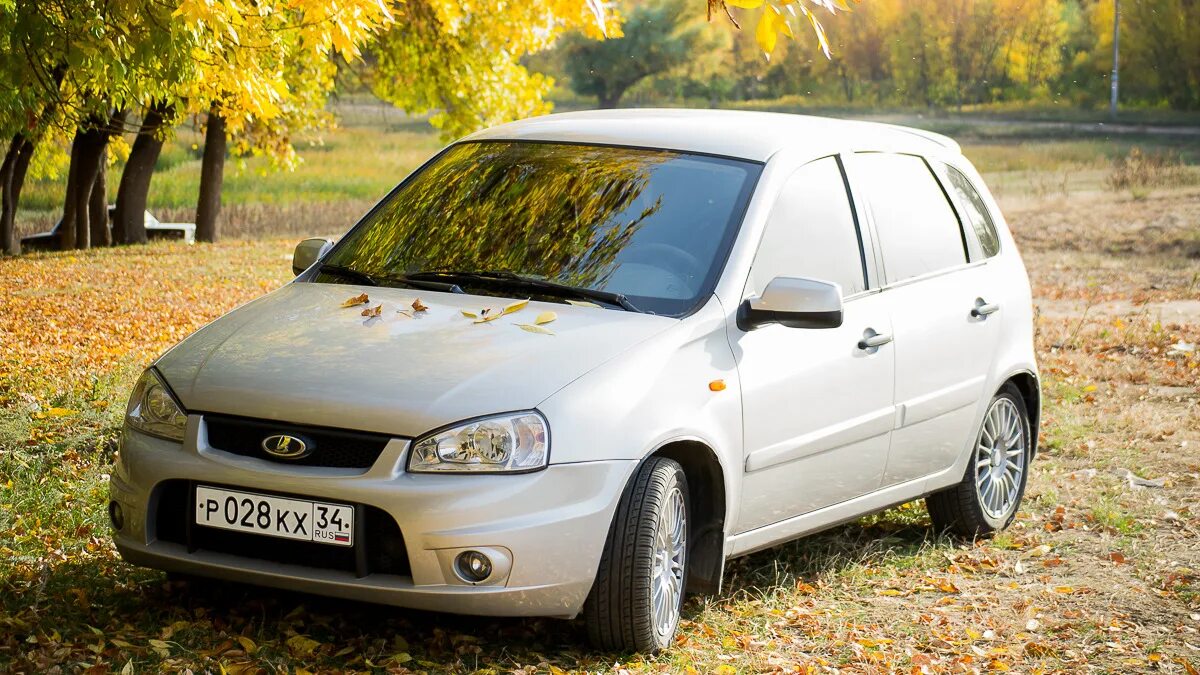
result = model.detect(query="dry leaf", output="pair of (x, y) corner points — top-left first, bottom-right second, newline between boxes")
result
(474, 311), (502, 324)
(412, 298), (428, 312)
(1027, 544), (1052, 557)
(566, 299), (603, 308)
(1024, 641), (1055, 657)
(361, 304), (382, 317)
(341, 293), (369, 308)
(502, 298), (530, 315)
(286, 635), (320, 657)
(515, 323), (554, 335)
(460, 309), (477, 318)
(534, 311), (557, 325)
(236, 636), (257, 654)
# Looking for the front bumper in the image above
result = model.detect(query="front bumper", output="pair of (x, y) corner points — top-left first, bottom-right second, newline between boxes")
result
(109, 416), (636, 618)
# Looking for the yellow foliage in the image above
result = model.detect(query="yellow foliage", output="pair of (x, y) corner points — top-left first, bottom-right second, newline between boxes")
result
(372, 0), (621, 139)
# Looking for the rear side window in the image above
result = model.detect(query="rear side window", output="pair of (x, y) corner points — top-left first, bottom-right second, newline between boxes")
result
(942, 165), (1001, 258)
(856, 153), (967, 284)
(750, 156), (867, 296)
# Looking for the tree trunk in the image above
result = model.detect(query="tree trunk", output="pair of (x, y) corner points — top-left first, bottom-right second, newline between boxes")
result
(598, 92), (622, 109)
(195, 105), (226, 243)
(3, 65), (62, 254)
(61, 131), (105, 250)
(89, 158), (109, 247)
(0, 135), (27, 255)
(60, 112), (121, 250)
(114, 101), (172, 245)
(59, 132), (85, 250)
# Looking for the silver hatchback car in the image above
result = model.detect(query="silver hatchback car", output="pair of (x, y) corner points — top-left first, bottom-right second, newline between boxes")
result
(110, 110), (1039, 652)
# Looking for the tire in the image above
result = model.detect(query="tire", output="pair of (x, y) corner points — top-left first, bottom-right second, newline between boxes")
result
(927, 387), (1031, 537)
(584, 457), (689, 653)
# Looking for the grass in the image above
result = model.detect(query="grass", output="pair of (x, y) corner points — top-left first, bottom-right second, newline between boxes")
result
(3, 111), (1200, 672)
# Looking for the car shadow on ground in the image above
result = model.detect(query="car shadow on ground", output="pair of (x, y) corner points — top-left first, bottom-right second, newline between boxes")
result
(5, 513), (944, 669)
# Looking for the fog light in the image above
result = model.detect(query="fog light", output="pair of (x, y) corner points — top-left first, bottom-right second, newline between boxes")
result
(454, 550), (492, 583)
(108, 501), (125, 531)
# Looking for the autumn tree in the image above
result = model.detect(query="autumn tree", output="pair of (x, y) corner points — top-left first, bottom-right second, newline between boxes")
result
(562, 0), (705, 108)
(1118, 0), (1200, 109)
(0, 1), (71, 255)
(369, 0), (618, 140)
(174, 0), (393, 243)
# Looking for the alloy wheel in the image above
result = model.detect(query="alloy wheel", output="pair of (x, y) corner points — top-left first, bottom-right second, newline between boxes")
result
(651, 485), (687, 640)
(974, 397), (1027, 520)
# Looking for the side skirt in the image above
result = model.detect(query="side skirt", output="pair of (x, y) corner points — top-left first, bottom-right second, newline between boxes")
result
(726, 464), (959, 559)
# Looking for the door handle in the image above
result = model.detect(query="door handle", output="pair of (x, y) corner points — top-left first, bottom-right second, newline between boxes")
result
(971, 300), (1000, 318)
(857, 332), (893, 350)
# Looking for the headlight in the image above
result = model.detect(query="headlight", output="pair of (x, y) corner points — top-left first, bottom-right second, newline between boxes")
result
(408, 412), (549, 473)
(125, 369), (188, 442)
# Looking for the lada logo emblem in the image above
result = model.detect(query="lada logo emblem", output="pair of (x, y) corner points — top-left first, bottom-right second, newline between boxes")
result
(261, 434), (311, 459)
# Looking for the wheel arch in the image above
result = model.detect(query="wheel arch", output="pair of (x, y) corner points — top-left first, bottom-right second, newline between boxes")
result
(645, 438), (728, 595)
(1000, 370), (1041, 458)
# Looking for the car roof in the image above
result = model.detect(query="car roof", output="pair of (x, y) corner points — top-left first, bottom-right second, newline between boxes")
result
(463, 108), (960, 162)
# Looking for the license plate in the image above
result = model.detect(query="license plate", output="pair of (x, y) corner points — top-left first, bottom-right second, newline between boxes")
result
(194, 486), (354, 547)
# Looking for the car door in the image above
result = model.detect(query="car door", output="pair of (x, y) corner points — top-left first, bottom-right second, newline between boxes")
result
(731, 155), (896, 534)
(849, 152), (1004, 487)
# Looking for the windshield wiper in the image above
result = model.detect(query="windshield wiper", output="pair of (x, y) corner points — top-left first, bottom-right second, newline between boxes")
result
(319, 264), (379, 286)
(319, 264), (464, 294)
(407, 270), (640, 312)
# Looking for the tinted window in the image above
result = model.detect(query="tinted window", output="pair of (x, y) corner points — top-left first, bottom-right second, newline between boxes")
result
(943, 165), (1001, 258)
(856, 153), (967, 284)
(321, 141), (761, 317)
(750, 157), (867, 296)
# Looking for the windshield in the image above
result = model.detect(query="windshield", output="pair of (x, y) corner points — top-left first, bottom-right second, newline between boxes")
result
(318, 141), (762, 316)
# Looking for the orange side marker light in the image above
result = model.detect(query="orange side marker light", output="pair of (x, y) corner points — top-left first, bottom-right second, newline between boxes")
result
(708, 379), (726, 392)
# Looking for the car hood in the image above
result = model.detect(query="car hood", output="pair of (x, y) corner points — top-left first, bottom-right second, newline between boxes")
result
(155, 282), (676, 437)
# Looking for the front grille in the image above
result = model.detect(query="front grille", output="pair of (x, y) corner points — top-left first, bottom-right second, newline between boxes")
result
(153, 480), (410, 578)
(203, 414), (392, 469)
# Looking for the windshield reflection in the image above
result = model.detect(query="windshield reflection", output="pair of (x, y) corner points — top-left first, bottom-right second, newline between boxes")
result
(321, 141), (761, 316)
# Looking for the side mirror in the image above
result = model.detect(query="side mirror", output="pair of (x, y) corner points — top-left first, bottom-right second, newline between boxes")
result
(738, 276), (844, 330)
(292, 238), (333, 276)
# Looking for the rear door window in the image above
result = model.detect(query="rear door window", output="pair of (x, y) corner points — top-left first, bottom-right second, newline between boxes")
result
(750, 156), (868, 297)
(855, 153), (967, 284)
(941, 165), (1001, 259)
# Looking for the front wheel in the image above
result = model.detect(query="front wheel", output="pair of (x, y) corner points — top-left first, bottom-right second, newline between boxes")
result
(927, 388), (1031, 536)
(584, 457), (689, 653)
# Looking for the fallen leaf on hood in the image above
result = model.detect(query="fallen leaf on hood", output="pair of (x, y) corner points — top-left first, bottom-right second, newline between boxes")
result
(515, 323), (554, 335)
(502, 299), (529, 315)
(534, 311), (557, 325)
(474, 308), (502, 324)
(567, 299), (603, 308)
(361, 304), (382, 318)
(341, 293), (369, 308)
(460, 309), (477, 318)
(412, 298), (429, 312)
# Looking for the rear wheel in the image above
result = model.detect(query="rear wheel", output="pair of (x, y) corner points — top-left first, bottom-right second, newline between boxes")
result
(584, 457), (689, 653)
(927, 388), (1030, 536)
